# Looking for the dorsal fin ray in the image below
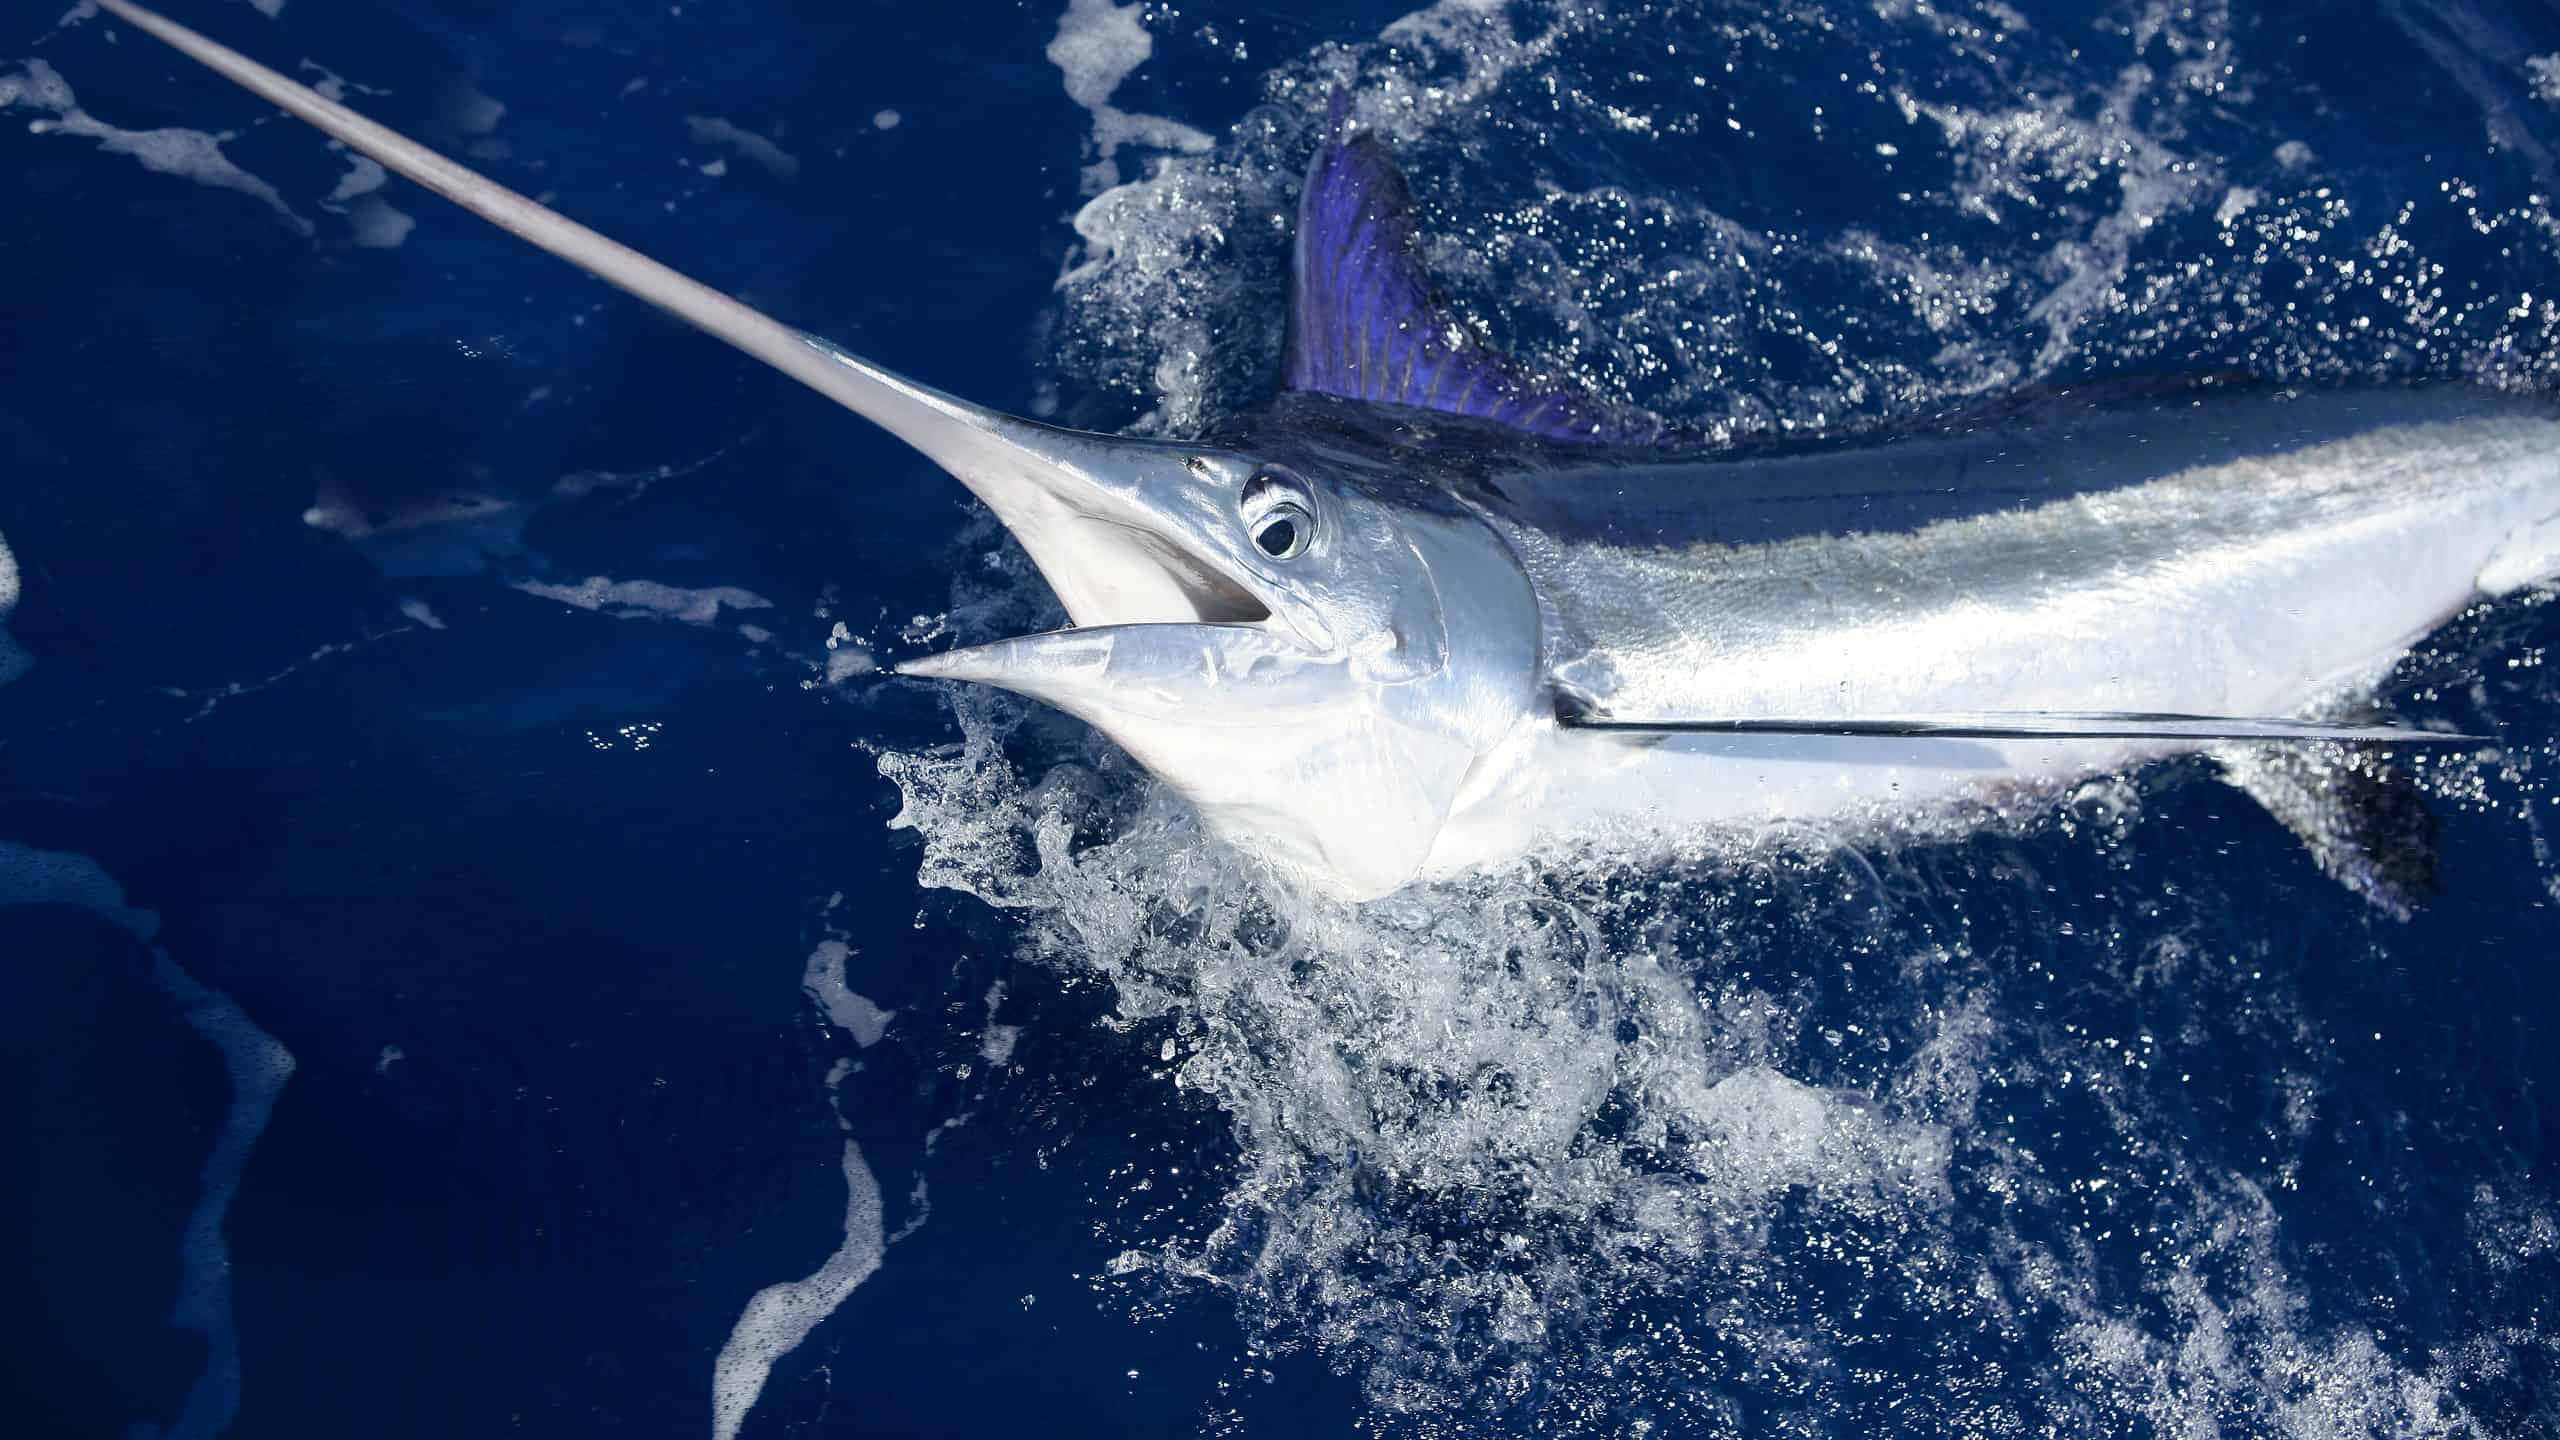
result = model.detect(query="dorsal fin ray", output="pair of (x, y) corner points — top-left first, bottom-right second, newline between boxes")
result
(1285, 100), (1623, 443)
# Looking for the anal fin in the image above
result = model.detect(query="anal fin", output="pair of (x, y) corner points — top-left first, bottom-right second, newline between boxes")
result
(2217, 745), (2439, 919)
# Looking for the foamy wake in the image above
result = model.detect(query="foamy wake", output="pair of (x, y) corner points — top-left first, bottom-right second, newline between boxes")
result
(1046, 0), (1213, 196)
(4, 527), (297, 1429)
(0, 528), (26, 689)
(514, 575), (775, 628)
(1049, 0), (2559, 440)
(876, 553), (2555, 1430)
(710, 1142), (885, 1440)
(0, 58), (312, 235)
(707, 900), (910, 1439)
(0, 840), (295, 1440)
(146, 950), (297, 1440)
(870, 2), (2560, 1424)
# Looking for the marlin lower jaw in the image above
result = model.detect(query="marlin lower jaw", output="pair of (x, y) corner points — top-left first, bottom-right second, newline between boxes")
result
(896, 620), (1434, 894)
(894, 621), (1336, 718)
(888, 493), (1322, 696)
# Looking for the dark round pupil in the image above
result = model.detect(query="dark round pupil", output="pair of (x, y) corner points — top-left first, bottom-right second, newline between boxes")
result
(1256, 515), (1299, 556)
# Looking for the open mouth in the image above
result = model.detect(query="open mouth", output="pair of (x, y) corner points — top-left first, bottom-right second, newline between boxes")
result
(894, 490), (1307, 699)
(789, 330), (1299, 653)
(891, 473), (1350, 718)
(1080, 518), (1271, 628)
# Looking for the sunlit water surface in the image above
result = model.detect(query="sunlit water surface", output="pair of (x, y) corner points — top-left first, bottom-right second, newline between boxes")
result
(4, 1), (2559, 1437)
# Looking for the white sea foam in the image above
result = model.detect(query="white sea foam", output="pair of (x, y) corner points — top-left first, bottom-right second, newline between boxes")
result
(1051, 0), (1587, 430)
(163, 631), (407, 723)
(0, 840), (156, 935)
(802, 939), (892, 1047)
(515, 576), (773, 627)
(975, 982), (1018, 1066)
(1047, 0), (1148, 113)
(148, 951), (295, 1440)
(1046, 0), (1210, 194)
(325, 153), (385, 203)
(883, 676), (1954, 1413)
(295, 61), (382, 104)
(2533, 54), (2560, 105)
(0, 529), (27, 689)
(0, 842), (292, 1440)
(2048, 1175), (2476, 1437)
(344, 195), (414, 248)
(448, 83), (506, 137)
(899, 2), (2560, 1421)
(1056, 0), (2557, 445)
(685, 116), (798, 179)
(821, 621), (877, 684)
(1896, 75), (2217, 372)
(552, 433), (754, 501)
(878, 630), (2535, 1426)
(1, 59), (311, 235)
(709, 1141), (884, 1440)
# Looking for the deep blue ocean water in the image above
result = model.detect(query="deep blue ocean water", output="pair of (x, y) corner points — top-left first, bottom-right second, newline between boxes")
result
(7, 1), (2560, 1436)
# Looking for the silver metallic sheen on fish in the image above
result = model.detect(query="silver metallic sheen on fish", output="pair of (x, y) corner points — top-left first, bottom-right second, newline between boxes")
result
(93, 0), (2560, 905)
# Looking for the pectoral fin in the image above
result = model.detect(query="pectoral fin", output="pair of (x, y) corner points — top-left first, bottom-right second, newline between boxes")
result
(2216, 745), (2439, 918)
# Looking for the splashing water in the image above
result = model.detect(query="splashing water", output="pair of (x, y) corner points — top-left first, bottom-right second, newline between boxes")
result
(0, 527), (27, 689)
(867, 0), (2560, 1432)
(886, 628), (2560, 1432)
(876, 549), (2560, 1435)
(1051, 0), (2560, 438)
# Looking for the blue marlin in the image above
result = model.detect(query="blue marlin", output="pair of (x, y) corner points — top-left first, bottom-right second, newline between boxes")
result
(96, 1), (2560, 906)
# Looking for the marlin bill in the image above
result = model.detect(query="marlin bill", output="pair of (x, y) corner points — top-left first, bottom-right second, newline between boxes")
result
(91, 0), (2560, 909)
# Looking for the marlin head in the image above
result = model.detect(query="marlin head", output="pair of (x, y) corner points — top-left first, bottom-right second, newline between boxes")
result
(821, 332), (1549, 896)
(800, 324), (1552, 898)
(101, 3), (2487, 908)
(895, 438), (1545, 899)
(92, 0), (1546, 899)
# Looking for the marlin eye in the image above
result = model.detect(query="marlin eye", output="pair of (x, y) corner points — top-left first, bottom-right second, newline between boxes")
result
(1241, 467), (1319, 560)
(1251, 502), (1314, 560)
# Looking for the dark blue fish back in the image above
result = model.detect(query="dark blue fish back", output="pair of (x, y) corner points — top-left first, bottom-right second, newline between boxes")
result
(1285, 112), (1622, 443)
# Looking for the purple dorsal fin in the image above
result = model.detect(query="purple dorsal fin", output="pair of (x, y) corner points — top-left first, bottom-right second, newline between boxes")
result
(1285, 103), (1619, 443)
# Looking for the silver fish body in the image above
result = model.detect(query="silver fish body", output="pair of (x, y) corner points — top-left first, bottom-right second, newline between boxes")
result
(1408, 385), (2560, 880)
(89, 0), (2560, 902)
